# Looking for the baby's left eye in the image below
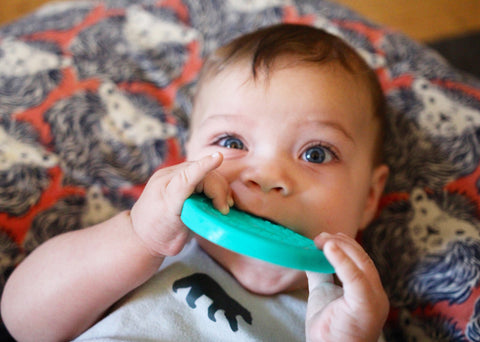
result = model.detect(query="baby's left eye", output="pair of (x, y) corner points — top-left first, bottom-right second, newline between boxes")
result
(218, 136), (245, 150)
(302, 146), (335, 164)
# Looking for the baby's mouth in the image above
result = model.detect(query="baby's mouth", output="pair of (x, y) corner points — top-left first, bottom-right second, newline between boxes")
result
(232, 199), (277, 224)
(230, 188), (300, 234)
(232, 201), (295, 234)
(243, 210), (284, 228)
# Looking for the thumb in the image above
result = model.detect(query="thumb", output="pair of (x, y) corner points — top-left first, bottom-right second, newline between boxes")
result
(306, 271), (343, 321)
(306, 271), (334, 292)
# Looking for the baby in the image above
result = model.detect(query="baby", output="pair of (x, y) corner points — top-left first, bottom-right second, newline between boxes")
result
(2, 24), (389, 341)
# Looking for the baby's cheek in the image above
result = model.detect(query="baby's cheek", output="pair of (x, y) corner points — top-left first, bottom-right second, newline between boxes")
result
(310, 215), (359, 239)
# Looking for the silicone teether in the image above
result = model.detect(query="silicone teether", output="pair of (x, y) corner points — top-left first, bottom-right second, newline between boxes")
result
(181, 194), (334, 273)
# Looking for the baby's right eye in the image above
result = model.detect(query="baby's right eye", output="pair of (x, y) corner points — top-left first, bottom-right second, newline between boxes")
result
(217, 136), (245, 150)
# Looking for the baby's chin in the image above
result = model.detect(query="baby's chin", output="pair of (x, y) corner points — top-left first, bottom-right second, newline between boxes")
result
(196, 237), (308, 295)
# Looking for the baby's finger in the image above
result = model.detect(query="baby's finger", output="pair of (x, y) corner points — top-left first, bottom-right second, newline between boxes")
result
(167, 153), (223, 201)
(200, 172), (233, 215)
(314, 233), (361, 253)
(322, 241), (372, 304)
(324, 238), (389, 327)
(315, 233), (379, 281)
(305, 271), (343, 321)
(306, 271), (335, 292)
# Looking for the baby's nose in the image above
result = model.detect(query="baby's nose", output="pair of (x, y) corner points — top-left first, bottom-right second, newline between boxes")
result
(240, 160), (293, 195)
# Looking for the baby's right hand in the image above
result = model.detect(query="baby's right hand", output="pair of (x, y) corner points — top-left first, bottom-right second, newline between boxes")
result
(130, 152), (231, 257)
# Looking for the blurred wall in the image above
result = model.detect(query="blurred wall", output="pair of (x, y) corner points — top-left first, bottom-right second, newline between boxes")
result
(1, 0), (480, 41)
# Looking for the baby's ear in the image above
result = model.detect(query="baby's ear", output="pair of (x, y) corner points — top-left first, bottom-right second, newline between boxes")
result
(360, 164), (389, 230)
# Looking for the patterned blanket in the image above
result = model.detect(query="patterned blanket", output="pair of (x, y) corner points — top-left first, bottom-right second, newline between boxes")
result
(1, 1), (480, 340)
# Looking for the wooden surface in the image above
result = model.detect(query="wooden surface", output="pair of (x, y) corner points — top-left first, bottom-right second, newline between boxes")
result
(1, 0), (480, 41)
(1, 0), (68, 25)
(335, 0), (480, 41)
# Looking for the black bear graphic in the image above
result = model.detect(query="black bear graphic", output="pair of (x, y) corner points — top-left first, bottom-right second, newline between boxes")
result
(172, 273), (252, 332)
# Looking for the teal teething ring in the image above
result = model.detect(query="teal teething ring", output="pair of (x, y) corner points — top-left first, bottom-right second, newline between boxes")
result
(181, 194), (334, 273)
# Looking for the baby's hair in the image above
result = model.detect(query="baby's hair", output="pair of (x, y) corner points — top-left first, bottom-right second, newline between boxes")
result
(196, 23), (386, 165)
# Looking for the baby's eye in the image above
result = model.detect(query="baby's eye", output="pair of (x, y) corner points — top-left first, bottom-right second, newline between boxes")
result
(218, 136), (245, 150)
(302, 145), (335, 164)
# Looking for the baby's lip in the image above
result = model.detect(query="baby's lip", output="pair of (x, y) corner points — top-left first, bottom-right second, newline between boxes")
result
(232, 202), (295, 233)
(230, 188), (297, 231)
(238, 208), (283, 227)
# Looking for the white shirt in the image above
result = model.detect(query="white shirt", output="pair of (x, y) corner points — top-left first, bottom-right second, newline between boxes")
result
(75, 240), (308, 341)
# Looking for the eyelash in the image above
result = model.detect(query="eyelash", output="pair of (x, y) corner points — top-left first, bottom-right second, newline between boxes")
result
(301, 142), (339, 163)
(211, 134), (339, 163)
(212, 134), (247, 150)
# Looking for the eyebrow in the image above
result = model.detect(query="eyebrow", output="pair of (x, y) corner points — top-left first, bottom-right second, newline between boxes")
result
(304, 119), (355, 144)
(196, 114), (246, 129)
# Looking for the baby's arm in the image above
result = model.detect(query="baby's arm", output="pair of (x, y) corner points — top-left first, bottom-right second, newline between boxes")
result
(1, 153), (229, 342)
(305, 233), (389, 342)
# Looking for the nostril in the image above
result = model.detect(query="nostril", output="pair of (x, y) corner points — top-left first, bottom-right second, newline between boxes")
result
(259, 182), (290, 195)
(246, 179), (286, 194)
(270, 185), (286, 193)
(245, 179), (260, 188)
(241, 165), (293, 195)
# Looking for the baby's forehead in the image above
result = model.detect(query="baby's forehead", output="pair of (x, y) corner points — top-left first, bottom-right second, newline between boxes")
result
(196, 57), (362, 99)
(191, 61), (376, 126)
(194, 58), (374, 113)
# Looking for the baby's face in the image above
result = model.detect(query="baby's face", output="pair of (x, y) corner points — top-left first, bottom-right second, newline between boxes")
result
(187, 62), (387, 294)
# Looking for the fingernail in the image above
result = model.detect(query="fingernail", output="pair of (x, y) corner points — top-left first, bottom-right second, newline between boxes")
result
(211, 152), (220, 159)
(219, 205), (230, 215)
(327, 242), (339, 253)
(227, 195), (234, 207)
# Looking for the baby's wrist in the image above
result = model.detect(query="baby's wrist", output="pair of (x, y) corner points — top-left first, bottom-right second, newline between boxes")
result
(123, 210), (165, 260)
(101, 211), (165, 291)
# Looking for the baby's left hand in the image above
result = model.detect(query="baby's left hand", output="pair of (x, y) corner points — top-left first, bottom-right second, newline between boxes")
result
(305, 233), (389, 342)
